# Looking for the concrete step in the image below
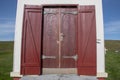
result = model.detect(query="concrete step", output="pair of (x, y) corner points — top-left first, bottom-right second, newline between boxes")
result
(20, 74), (98, 80)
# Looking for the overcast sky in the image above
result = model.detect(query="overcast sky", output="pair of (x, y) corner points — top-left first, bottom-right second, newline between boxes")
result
(0, 0), (120, 41)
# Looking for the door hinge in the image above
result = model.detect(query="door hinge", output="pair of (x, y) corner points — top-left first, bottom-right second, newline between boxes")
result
(44, 12), (57, 14)
(61, 11), (78, 15)
(97, 39), (101, 44)
(42, 55), (56, 59)
(63, 54), (78, 61)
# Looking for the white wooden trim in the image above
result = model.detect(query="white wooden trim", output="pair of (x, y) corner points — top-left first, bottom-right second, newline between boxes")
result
(13, 0), (24, 72)
(97, 72), (108, 78)
(10, 72), (23, 77)
(96, 0), (105, 73)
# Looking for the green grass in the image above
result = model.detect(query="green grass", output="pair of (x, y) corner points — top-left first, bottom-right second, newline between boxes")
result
(105, 40), (120, 80)
(0, 41), (13, 80)
(0, 40), (120, 80)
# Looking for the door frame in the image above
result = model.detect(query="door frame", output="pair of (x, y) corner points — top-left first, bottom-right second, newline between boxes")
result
(42, 4), (79, 7)
(41, 4), (79, 74)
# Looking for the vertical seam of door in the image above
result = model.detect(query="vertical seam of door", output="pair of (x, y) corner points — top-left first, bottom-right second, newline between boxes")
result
(58, 8), (61, 68)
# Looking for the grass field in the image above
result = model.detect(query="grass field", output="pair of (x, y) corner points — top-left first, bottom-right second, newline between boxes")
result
(0, 40), (120, 80)
(105, 40), (120, 80)
(0, 41), (13, 80)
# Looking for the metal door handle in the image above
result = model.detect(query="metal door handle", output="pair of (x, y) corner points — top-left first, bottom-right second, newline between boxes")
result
(57, 33), (64, 43)
(42, 55), (56, 59)
(60, 33), (64, 41)
(62, 55), (78, 61)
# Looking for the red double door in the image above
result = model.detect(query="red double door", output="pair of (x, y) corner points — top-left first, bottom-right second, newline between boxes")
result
(43, 7), (77, 68)
(21, 5), (96, 75)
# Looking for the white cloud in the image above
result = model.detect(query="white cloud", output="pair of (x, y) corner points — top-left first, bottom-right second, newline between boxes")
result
(0, 21), (15, 31)
(0, 18), (15, 20)
(104, 21), (120, 34)
(0, 20), (15, 41)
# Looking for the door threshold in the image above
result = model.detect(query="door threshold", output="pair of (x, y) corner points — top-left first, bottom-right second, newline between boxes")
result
(42, 68), (77, 74)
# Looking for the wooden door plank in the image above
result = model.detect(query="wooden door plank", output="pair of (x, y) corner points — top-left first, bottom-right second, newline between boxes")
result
(77, 6), (96, 75)
(21, 5), (42, 75)
(61, 8), (78, 68)
(42, 8), (59, 68)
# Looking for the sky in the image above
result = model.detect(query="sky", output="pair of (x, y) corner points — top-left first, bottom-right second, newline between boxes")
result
(0, 0), (120, 41)
(103, 0), (120, 40)
(0, 0), (17, 41)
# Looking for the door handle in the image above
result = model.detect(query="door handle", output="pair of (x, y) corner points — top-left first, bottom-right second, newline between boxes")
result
(60, 33), (64, 41)
(57, 33), (64, 43)
(62, 55), (78, 61)
(42, 55), (56, 59)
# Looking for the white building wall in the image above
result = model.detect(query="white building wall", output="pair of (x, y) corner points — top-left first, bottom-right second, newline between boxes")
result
(10, 0), (107, 78)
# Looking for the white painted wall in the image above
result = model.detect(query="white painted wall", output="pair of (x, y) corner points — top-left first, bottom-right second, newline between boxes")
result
(11, 0), (107, 78)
